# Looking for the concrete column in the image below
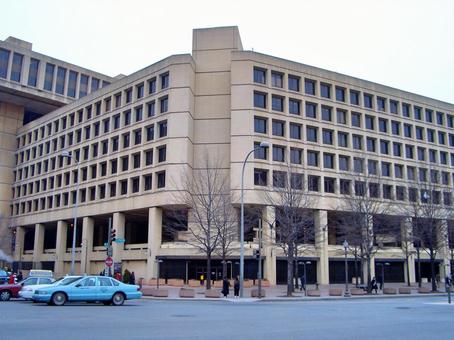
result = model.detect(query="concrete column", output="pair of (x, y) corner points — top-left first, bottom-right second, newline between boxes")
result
(14, 226), (25, 263)
(262, 206), (276, 285)
(146, 207), (162, 280)
(401, 217), (416, 284)
(32, 223), (45, 269)
(81, 217), (94, 274)
(438, 219), (451, 282)
(314, 210), (329, 285)
(55, 221), (68, 277)
(112, 212), (125, 265)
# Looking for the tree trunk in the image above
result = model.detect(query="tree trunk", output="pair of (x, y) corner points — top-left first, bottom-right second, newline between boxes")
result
(287, 257), (294, 296)
(405, 254), (411, 287)
(222, 257), (227, 279)
(366, 255), (372, 294)
(430, 249), (437, 292)
(354, 252), (359, 287)
(206, 253), (212, 290)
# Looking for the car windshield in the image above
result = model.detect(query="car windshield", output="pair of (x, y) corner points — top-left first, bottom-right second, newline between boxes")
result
(61, 277), (83, 285)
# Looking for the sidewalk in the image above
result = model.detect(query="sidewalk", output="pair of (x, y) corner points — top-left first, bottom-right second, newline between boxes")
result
(140, 282), (449, 302)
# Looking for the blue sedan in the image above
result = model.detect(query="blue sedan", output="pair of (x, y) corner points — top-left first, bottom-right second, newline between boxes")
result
(32, 276), (142, 306)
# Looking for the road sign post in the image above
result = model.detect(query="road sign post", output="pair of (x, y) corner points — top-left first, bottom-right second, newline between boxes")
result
(105, 257), (113, 267)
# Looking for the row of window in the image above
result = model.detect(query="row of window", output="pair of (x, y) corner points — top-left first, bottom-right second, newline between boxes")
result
(12, 171), (166, 216)
(253, 92), (454, 145)
(0, 47), (110, 98)
(253, 67), (454, 128)
(253, 117), (454, 167)
(253, 143), (454, 185)
(14, 143), (166, 197)
(16, 71), (169, 149)
(253, 168), (453, 205)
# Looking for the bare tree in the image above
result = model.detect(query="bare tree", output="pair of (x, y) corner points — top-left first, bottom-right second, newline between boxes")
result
(336, 163), (393, 293)
(401, 176), (452, 292)
(261, 163), (318, 297)
(169, 153), (236, 289)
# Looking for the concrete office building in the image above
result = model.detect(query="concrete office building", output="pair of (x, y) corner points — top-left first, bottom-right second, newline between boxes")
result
(3, 26), (454, 285)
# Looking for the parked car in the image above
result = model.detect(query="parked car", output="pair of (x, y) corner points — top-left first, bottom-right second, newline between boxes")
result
(0, 270), (8, 284)
(33, 276), (142, 306)
(0, 276), (55, 301)
(20, 276), (82, 300)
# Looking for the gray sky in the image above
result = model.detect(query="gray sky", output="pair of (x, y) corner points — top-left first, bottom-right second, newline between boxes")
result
(2, 0), (454, 104)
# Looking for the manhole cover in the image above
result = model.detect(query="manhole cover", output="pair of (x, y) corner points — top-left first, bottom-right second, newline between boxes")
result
(171, 314), (195, 318)
(395, 307), (410, 310)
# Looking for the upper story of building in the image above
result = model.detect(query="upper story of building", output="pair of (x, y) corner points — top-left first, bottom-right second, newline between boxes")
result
(9, 26), (454, 226)
(0, 36), (116, 123)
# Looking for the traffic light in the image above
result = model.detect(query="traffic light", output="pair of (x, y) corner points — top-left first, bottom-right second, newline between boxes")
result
(253, 249), (260, 260)
(110, 229), (116, 243)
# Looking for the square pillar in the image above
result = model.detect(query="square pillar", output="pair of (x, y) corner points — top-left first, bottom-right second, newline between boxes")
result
(262, 206), (276, 285)
(112, 212), (125, 265)
(55, 221), (68, 277)
(146, 207), (162, 280)
(81, 217), (94, 274)
(14, 226), (25, 263)
(438, 219), (450, 282)
(314, 210), (329, 285)
(400, 217), (416, 284)
(32, 223), (45, 269)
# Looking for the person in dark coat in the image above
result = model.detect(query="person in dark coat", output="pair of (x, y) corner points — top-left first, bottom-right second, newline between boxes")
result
(222, 277), (230, 298)
(129, 271), (136, 285)
(234, 276), (240, 298)
(371, 277), (378, 294)
(16, 271), (23, 282)
(300, 274), (306, 292)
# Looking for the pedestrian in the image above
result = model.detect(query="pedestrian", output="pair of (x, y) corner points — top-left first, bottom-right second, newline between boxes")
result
(114, 271), (122, 281)
(222, 277), (230, 298)
(371, 277), (378, 294)
(8, 272), (15, 284)
(129, 271), (136, 285)
(16, 271), (23, 282)
(300, 274), (306, 292)
(378, 276), (383, 291)
(234, 276), (240, 298)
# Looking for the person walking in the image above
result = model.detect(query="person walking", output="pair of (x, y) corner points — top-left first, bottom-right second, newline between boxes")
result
(129, 271), (136, 285)
(222, 277), (230, 298)
(371, 277), (378, 294)
(300, 274), (306, 292)
(234, 276), (240, 298)
(378, 276), (384, 291)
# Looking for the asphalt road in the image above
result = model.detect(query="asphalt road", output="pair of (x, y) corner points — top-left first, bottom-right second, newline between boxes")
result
(1, 296), (453, 339)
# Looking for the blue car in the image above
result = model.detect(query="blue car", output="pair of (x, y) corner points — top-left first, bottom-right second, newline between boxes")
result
(32, 275), (142, 306)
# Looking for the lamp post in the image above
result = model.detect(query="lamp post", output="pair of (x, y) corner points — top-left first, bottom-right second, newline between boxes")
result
(156, 259), (163, 289)
(61, 150), (80, 275)
(240, 141), (269, 298)
(298, 260), (311, 296)
(376, 262), (390, 291)
(343, 240), (351, 297)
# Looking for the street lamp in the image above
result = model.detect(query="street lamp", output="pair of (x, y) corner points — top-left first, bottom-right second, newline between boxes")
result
(376, 262), (390, 291)
(298, 260), (311, 296)
(343, 240), (351, 297)
(240, 141), (269, 298)
(61, 150), (80, 275)
(156, 259), (163, 289)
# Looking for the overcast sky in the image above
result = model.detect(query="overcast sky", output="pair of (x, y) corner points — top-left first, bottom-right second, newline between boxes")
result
(2, 0), (453, 104)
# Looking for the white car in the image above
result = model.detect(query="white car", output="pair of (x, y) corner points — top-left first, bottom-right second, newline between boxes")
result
(19, 276), (78, 300)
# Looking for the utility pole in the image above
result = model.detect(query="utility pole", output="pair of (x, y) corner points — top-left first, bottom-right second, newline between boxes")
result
(106, 218), (113, 277)
(258, 218), (262, 298)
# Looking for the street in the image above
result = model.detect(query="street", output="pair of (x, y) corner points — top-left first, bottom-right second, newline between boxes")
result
(1, 296), (453, 339)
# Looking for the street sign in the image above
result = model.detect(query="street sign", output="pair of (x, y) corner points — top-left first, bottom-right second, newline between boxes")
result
(105, 257), (113, 267)
(114, 238), (125, 243)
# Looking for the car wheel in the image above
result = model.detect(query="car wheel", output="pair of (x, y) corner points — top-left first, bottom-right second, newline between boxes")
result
(111, 292), (125, 306)
(0, 290), (11, 301)
(51, 292), (66, 306)
(102, 301), (111, 306)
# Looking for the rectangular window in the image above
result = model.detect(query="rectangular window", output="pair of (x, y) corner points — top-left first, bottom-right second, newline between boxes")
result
(253, 68), (266, 84)
(337, 109), (347, 124)
(272, 120), (285, 137)
(160, 96), (168, 113)
(306, 126), (318, 142)
(271, 95), (284, 111)
(377, 97), (386, 111)
(0, 48), (10, 79)
(350, 90), (360, 105)
(91, 78), (99, 92)
(134, 129), (142, 145)
(254, 168), (268, 186)
(339, 155), (349, 171)
(158, 146), (166, 162)
(351, 112), (361, 127)
(323, 153), (334, 169)
(322, 129), (333, 145)
(368, 160), (377, 175)
(120, 180), (128, 195)
(391, 121), (400, 135)
(10, 53), (23, 82)
(254, 92), (267, 109)
(27, 58), (39, 87)
(380, 140), (389, 154)
(305, 102), (317, 118)
(289, 99), (301, 115)
(289, 123), (301, 139)
(404, 124), (412, 138)
(144, 175), (152, 191)
(160, 72), (169, 89)
(402, 103), (410, 117)
(288, 75), (300, 91)
(272, 146), (285, 162)
(67, 71), (78, 98)
(146, 125), (155, 141)
(365, 115), (374, 130)
(415, 126), (424, 140)
(321, 106), (332, 121)
(290, 148), (302, 164)
(393, 142), (402, 157)
(158, 120), (167, 137)
(305, 79), (316, 95)
(340, 179), (351, 195)
(44, 63), (55, 91)
(307, 151), (319, 166)
(324, 177), (336, 193)
(414, 106), (422, 120)
(379, 118), (388, 133)
(145, 149), (153, 165)
(308, 176), (320, 192)
(353, 158), (364, 173)
(352, 134), (362, 150)
(381, 162), (391, 177)
(271, 71), (283, 88)
(335, 87), (345, 102)
(396, 186), (405, 201)
(136, 83), (144, 99)
(320, 83), (331, 98)
(135, 106), (143, 122)
(147, 101), (156, 117)
(425, 109), (433, 123)
(148, 78), (156, 94)
(79, 74), (89, 97)
(254, 117), (267, 134)
(337, 132), (348, 147)
(390, 100), (398, 114)
(363, 93), (373, 109)
(405, 145), (414, 159)
(254, 142), (267, 160)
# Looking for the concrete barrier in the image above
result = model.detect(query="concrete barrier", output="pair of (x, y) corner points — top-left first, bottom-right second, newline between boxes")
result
(167, 279), (184, 287)
(418, 287), (431, 294)
(147, 278), (165, 286)
(351, 288), (367, 295)
(205, 289), (221, 298)
(188, 280), (201, 287)
(243, 280), (253, 288)
(307, 290), (321, 297)
(398, 287), (412, 294)
(261, 280), (271, 287)
(140, 287), (168, 297)
(213, 281), (223, 288)
(179, 288), (195, 298)
(251, 289), (266, 298)
(383, 288), (397, 295)
(329, 288), (343, 296)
